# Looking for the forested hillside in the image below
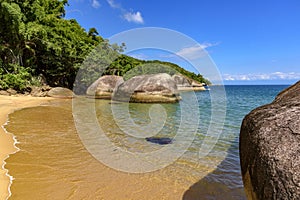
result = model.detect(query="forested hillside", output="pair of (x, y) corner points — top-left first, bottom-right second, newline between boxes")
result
(0, 0), (210, 93)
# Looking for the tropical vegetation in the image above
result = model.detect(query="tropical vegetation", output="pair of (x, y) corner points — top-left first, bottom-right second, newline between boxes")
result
(0, 0), (210, 93)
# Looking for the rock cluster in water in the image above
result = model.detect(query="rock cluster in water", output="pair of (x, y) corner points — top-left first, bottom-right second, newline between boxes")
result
(87, 73), (205, 103)
(240, 81), (300, 200)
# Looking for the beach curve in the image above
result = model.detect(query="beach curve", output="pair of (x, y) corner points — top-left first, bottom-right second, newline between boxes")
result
(0, 95), (54, 200)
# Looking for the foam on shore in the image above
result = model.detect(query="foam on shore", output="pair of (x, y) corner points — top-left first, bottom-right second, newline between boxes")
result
(1, 119), (20, 200)
(0, 95), (55, 200)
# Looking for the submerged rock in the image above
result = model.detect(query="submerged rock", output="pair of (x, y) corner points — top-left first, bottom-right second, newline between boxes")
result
(145, 137), (173, 145)
(113, 73), (180, 103)
(240, 81), (300, 200)
(86, 75), (124, 99)
(47, 87), (74, 98)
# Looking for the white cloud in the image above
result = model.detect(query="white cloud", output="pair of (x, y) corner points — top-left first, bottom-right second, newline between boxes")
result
(223, 72), (300, 81)
(176, 46), (205, 60)
(107, 0), (120, 9)
(123, 11), (144, 24)
(92, 0), (101, 8)
(199, 42), (217, 49)
(106, 0), (144, 24)
(176, 43), (218, 60)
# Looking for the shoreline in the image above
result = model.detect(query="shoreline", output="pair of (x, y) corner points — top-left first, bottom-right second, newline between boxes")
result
(2, 97), (194, 199)
(0, 93), (232, 199)
(0, 95), (55, 200)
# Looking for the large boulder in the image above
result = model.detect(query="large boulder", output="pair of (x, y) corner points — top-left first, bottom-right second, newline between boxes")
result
(113, 73), (180, 103)
(47, 87), (74, 98)
(240, 81), (300, 200)
(86, 75), (124, 99)
(172, 74), (205, 91)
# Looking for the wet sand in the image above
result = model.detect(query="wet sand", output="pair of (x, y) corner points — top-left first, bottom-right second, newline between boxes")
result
(0, 95), (55, 200)
(2, 96), (218, 200)
(4, 100), (202, 200)
(1, 95), (221, 199)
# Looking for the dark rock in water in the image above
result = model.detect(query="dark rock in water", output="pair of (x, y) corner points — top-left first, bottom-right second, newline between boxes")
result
(145, 137), (173, 145)
(240, 81), (300, 200)
(86, 75), (124, 99)
(113, 73), (180, 103)
(108, 101), (123, 104)
(47, 87), (74, 98)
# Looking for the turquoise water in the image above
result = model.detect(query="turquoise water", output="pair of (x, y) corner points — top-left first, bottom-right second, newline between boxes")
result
(182, 85), (290, 199)
(73, 85), (290, 199)
(6, 85), (289, 199)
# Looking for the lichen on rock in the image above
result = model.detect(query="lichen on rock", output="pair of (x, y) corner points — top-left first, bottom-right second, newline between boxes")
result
(240, 81), (300, 200)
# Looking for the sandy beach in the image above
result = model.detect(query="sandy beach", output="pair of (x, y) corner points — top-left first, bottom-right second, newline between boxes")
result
(0, 94), (242, 199)
(0, 95), (55, 200)
(0, 95), (196, 199)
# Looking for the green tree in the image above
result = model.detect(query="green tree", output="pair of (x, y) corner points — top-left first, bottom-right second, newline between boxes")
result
(0, 0), (210, 92)
(0, 0), (103, 90)
(73, 41), (125, 94)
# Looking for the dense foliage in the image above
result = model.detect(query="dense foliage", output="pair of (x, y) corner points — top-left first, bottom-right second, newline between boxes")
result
(0, 0), (210, 93)
(0, 0), (102, 91)
(75, 51), (211, 94)
(106, 56), (211, 84)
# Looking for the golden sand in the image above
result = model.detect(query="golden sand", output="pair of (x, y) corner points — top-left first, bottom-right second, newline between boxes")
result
(0, 95), (55, 200)
(4, 102), (195, 200)
(1, 95), (217, 199)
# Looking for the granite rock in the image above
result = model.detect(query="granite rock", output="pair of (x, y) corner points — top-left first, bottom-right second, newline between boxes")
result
(240, 81), (300, 199)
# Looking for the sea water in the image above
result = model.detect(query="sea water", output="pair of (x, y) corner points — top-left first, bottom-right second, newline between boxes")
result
(5, 85), (289, 199)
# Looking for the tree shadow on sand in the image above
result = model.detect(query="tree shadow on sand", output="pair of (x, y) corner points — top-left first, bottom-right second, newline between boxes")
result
(182, 138), (247, 200)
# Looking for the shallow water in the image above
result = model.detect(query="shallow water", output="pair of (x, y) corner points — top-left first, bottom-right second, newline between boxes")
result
(5, 85), (289, 199)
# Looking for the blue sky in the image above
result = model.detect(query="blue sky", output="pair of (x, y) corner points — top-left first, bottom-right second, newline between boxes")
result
(66, 0), (300, 84)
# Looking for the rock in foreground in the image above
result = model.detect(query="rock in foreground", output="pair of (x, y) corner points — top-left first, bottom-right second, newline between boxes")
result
(240, 81), (300, 200)
(86, 75), (124, 99)
(113, 73), (180, 103)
